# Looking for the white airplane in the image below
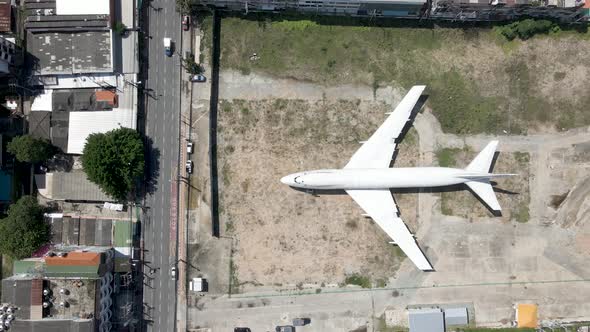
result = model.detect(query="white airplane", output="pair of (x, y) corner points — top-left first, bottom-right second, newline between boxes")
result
(280, 85), (515, 271)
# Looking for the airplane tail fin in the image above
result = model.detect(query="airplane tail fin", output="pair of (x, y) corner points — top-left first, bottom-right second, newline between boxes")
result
(465, 141), (502, 211)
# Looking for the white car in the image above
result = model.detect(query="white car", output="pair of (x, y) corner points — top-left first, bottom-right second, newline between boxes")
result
(186, 141), (193, 154)
(170, 266), (176, 280)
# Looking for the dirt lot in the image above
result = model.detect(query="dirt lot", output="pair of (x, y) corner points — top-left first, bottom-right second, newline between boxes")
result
(439, 149), (530, 222)
(217, 99), (421, 289)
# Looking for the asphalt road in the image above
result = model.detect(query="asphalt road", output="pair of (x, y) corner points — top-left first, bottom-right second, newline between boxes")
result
(142, 1), (181, 331)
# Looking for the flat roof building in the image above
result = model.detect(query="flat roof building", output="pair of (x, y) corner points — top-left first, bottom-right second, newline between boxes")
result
(408, 308), (445, 332)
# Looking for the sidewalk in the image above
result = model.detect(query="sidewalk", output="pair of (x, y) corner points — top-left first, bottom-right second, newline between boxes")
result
(176, 20), (194, 332)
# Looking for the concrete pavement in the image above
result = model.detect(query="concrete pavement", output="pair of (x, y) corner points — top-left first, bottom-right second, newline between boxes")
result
(142, 1), (182, 331)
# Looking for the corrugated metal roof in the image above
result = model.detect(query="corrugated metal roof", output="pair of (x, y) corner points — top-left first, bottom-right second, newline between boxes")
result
(445, 307), (469, 326)
(45, 252), (101, 266)
(67, 108), (137, 154)
(43, 172), (113, 202)
(44, 265), (100, 278)
(409, 309), (445, 332)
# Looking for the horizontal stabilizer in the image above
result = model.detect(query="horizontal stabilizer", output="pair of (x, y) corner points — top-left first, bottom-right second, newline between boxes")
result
(465, 180), (501, 211)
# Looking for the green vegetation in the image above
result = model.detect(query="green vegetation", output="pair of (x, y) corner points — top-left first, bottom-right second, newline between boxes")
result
(513, 152), (530, 164)
(458, 328), (536, 332)
(113, 22), (127, 36)
(7, 135), (56, 163)
(207, 16), (590, 134)
(229, 258), (240, 294)
(181, 53), (204, 75)
(175, 0), (198, 14)
(345, 274), (372, 288)
(375, 278), (387, 288)
(513, 204), (530, 223)
(495, 19), (557, 41)
(436, 148), (461, 167)
(81, 128), (145, 201)
(376, 315), (409, 332)
(0, 196), (50, 259)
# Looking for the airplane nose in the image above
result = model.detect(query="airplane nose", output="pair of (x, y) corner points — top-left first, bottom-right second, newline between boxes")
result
(280, 175), (292, 185)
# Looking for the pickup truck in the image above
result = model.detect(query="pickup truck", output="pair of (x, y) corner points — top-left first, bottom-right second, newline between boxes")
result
(163, 37), (173, 57)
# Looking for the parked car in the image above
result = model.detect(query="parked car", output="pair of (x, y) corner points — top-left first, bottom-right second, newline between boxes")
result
(182, 15), (190, 31)
(170, 266), (176, 280)
(292, 318), (310, 326)
(275, 326), (295, 332)
(234, 328), (251, 332)
(185, 160), (193, 174)
(190, 74), (206, 82)
(186, 140), (193, 154)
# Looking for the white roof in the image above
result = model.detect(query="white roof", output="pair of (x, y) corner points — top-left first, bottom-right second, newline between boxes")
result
(56, 0), (110, 15)
(31, 90), (53, 111)
(67, 108), (136, 154)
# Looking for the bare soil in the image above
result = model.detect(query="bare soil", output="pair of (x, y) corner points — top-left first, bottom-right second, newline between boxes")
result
(217, 99), (420, 288)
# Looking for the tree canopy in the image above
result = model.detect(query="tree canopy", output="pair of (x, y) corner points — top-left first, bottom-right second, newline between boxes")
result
(181, 54), (204, 75)
(6, 135), (56, 163)
(81, 128), (145, 201)
(0, 196), (50, 259)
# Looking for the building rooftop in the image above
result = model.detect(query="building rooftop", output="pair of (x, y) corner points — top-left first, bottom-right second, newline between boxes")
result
(0, 3), (11, 32)
(36, 171), (113, 202)
(55, 0), (110, 15)
(27, 31), (112, 75)
(408, 309), (445, 332)
(517, 304), (538, 328)
(1, 279), (33, 319)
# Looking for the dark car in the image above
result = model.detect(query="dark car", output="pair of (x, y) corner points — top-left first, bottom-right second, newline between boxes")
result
(275, 326), (295, 332)
(234, 328), (251, 332)
(292, 318), (310, 326)
(182, 15), (190, 31)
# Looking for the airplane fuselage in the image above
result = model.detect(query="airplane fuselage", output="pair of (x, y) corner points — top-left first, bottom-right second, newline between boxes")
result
(281, 167), (485, 190)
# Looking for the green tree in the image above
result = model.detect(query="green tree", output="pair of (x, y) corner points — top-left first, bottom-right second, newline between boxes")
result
(181, 54), (204, 75)
(81, 128), (145, 201)
(6, 135), (56, 163)
(176, 0), (197, 14)
(0, 196), (50, 259)
(113, 22), (127, 36)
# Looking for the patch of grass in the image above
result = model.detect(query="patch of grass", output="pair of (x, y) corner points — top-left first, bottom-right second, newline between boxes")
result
(513, 152), (530, 164)
(436, 148), (461, 167)
(221, 100), (233, 113)
(222, 163), (232, 186)
(391, 246), (406, 259)
(1, 255), (13, 279)
(513, 204), (530, 223)
(376, 315), (408, 332)
(210, 16), (590, 134)
(458, 328), (536, 332)
(375, 278), (387, 288)
(344, 274), (371, 288)
(229, 257), (240, 294)
(440, 192), (454, 215)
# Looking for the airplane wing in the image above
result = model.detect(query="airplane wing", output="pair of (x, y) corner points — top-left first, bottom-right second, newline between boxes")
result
(344, 85), (426, 169)
(346, 189), (433, 271)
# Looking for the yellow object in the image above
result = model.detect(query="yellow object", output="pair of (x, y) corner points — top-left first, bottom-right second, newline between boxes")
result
(517, 304), (538, 328)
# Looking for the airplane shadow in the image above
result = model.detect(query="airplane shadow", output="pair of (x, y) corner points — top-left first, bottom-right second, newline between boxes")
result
(287, 181), (519, 217)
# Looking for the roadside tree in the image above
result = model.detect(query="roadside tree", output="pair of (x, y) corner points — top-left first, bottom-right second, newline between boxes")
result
(6, 134), (56, 163)
(81, 128), (145, 201)
(181, 54), (204, 75)
(0, 196), (50, 259)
